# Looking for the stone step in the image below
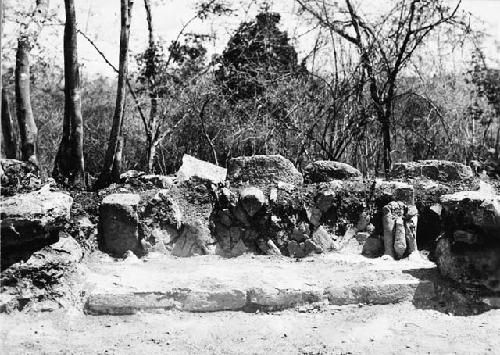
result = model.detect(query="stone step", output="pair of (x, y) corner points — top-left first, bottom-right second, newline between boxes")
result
(85, 279), (435, 315)
(83, 253), (438, 315)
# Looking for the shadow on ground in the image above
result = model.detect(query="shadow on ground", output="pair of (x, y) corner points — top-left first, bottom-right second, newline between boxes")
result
(404, 268), (495, 316)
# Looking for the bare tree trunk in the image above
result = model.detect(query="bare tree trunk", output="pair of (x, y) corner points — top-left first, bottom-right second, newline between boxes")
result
(0, 0), (3, 157)
(15, 37), (38, 165)
(96, 0), (134, 188)
(381, 117), (392, 178)
(144, 0), (157, 173)
(2, 89), (17, 159)
(53, 0), (85, 187)
(147, 140), (157, 173)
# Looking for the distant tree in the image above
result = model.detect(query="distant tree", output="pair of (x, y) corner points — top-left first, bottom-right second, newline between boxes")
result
(1, 88), (16, 159)
(135, 0), (231, 172)
(216, 10), (299, 100)
(296, 0), (465, 176)
(14, 0), (50, 165)
(467, 48), (500, 159)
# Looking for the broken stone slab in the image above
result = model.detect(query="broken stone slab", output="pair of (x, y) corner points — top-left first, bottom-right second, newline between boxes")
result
(440, 190), (500, 239)
(303, 161), (362, 183)
(246, 287), (323, 312)
(1, 189), (73, 250)
(26, 235), (84, 267)
(391, 160), (474, 182)
(176, 154), (227, 185)
(325, 279), (435, 305)
(99, 193), (142, 257)
(227, 155), (303, 187)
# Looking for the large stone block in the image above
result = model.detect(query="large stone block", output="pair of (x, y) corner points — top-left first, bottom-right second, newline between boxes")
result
(391, 160), (474, 182)
(440, 190), (500, 239)
(227, 155), (303, 187)
(435, 236), (500, 292)
(99, 193), (142, 256)
(304, 161), (362, 183)
(1, 188), (73, 249)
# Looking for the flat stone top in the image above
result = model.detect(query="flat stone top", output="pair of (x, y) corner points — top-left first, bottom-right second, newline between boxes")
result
(391, 160), (474, 182)
(0, 189), (72, 219)
(84, 253), (436, 294)
(102, 193), (141, 206)
(441, 190), (500, 204)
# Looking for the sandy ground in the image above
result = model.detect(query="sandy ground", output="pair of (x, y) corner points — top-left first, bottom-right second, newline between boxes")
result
(1, 302), (499, 355)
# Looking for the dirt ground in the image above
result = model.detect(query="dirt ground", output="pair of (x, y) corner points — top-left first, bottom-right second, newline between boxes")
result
(1, 302), (499, 355)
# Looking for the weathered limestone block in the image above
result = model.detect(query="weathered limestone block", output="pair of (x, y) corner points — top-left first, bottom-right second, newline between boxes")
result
(239, 187), (266, 217)
(435, 236), (500, 292)
(227, 155), (303, 187)
(311, 226), (335, 253)
(391, 160), (474, 182)
(0, 235), (85, 313)
(435, 190), (500, 291)
(171, 221), (215, 257)
(257, 239), (282, 255)
(99, 193), (141, 256)
(0, 159), (41, 196)
(177, 154), (227, 185)
(374, 180), (415, 205)
(440, 190), (500, 239)
(304, 161), (362, 183)
(1, 188), (73, 250)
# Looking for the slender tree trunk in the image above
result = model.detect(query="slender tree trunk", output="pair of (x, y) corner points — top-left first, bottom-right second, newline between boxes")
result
(147, 139), (157, 173)
(144, 0), (158, 173)
(53, 0), (85, 187)
(381, 116), (392, 178)
(2, 89), (17, 159)
(0, 0), (3, 157)
(96, 0), (134, 188)
(15, 37), (38, 165)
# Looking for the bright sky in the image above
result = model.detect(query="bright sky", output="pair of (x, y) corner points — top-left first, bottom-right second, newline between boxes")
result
(3, 0), (500, 77)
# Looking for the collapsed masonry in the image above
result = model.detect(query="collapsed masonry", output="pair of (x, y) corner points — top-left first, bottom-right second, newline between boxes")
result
(1, 155), (499, 313)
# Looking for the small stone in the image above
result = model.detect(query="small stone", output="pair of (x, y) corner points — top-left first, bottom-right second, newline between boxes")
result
(240, 187), (266, 217)
(304, 161), (362, 183)
(317, 190), (336, 213)
(311, 226), (334, 253)
(362, 237), (383, 258)
(291, 222), (309, 242)
(288, 240), (305, 258)
(305, 205), (322, 226)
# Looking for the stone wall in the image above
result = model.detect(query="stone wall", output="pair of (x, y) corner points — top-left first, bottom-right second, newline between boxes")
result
(96, 155), (485, 262)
